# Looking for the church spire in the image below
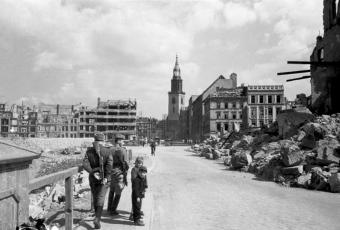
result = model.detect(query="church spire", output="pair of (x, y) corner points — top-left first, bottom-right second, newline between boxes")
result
(173, 54), (181, 79)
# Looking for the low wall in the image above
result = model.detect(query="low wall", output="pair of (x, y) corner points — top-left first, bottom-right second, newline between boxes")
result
(25, 138), (94, 151)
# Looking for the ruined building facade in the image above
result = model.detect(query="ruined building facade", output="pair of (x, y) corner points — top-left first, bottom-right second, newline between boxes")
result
(310, 0), (340, 114)
(188, 74), (238, 142)
(244, 85), (285, 128)
(167, 56), (185, 139)
(76, 98), (137, 139)
(203, 87), (247, 136)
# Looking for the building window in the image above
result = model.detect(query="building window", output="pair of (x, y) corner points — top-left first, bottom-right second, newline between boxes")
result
(172, 97), (176, 104)
(216, 123), (221, 132)
(233, 102), (236, 108)
(259, 106), (264, 118)
(318, 48), (324, 62)
(259, 95), (264, 103)
(251, 107), (257, 118)
(232, 112), (237, 119)
(216, 111), (221, 119)
(268, 95), (272, 104)
(277, 107), (282, 114)
(251, 119), (256, 126)
(224, 113), (228, 119)
(224, 123), (229, 131)
(181, 97), (184, 105)
(277, 95), (281, 104)
(251, 95), (255, 104)
(217, 102), (220, 109)
(268, 107), (273, 116)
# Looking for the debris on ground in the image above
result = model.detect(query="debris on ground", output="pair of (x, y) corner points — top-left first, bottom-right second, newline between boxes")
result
(191, 111), (340, 193)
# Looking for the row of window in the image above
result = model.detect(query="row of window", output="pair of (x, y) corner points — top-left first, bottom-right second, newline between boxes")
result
(250, 95), (282, 104)
(251, 119), (274, 127)
(215, 111), (242, 120)
(250, 106), (282, 118)
(216, 122), (241, 132)
(211, 101), (245, 109)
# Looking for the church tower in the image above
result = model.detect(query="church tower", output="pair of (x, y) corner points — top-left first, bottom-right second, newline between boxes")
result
(168, 55), (185, 121)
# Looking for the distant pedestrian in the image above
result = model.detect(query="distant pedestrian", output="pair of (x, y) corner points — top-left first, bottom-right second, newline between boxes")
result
(83, 133), (112, 229)
(131, 166), (148, 226)
(150, 140), (156, 156)
(107, 134), (129, 216)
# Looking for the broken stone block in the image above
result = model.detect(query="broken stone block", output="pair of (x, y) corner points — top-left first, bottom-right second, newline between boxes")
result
(302, 123), (326, 140)
(296, 130), (306, 142)
(297, 173), (311, 188)
(280, 140), (305, 166)
(281, 165), (304, 176)
(230, 150), (252, 169)
(224, 156), (232, 166)
(277, 109), (315, 138)
(315, 139), (340, 165)
(300, 133), (316, 149)
(328, 173), (340, 193)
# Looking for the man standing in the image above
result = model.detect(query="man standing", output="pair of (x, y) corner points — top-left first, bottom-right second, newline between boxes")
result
(83, 133), (112, 229)
(150, 139), (156, 156)
(107, 133), (129, 215)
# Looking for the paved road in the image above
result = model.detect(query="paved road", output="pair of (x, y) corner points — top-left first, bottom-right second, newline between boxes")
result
(149, 146), (340, 230)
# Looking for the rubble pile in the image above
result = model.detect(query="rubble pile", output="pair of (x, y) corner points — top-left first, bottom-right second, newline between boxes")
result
(29, 171), (90, 219)
(192, 113), (340, 193)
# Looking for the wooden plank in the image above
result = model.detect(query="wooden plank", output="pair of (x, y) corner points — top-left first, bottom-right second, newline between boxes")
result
(0, 188), (15, 200)
(28, 167), (79, 192)
(277, 70), (310, 75)
(286, 76), (311, 82)
(65, 176), (73, 230)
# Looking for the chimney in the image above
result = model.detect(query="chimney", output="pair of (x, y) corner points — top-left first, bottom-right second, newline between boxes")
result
(230, 73), (237, 88)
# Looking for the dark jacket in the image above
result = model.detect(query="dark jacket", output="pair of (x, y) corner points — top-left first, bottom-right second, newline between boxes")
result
(112, 146), (129, 172)
(131, 167), (148, 188)
(132, 175), (147, 198)
(83, 146), (113, 181)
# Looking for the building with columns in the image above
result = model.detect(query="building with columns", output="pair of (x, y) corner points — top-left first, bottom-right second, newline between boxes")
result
(167, 55), (185, 139)
(245, 85), (285, 128)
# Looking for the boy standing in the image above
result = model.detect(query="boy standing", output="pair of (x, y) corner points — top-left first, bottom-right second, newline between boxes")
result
(131, 166), (148, 226)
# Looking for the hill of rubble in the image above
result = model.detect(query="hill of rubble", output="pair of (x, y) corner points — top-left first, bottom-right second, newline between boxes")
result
(193, 110), (340, 193)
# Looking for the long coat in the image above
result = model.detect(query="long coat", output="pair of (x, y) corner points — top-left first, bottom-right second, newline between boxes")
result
(83, 146), (113, 183)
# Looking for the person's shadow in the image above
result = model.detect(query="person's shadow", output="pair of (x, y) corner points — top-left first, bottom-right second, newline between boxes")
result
(100, 210), (136, 226)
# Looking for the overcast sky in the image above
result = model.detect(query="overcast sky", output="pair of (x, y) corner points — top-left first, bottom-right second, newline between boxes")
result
(0, 0), (323, 119)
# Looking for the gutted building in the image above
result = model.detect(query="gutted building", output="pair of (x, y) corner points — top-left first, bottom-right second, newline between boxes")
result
(309, 0), (340, 114)
(77, 98), (137, 139)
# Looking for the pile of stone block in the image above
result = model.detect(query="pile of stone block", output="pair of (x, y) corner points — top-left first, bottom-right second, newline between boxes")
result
(192, 112), (340, 193)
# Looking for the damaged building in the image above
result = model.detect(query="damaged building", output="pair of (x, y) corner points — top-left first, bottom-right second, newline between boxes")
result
(310, 0), (340, 114)
(244, 85), (285, 128)
(203, 86), (247, 136)
(76, 98), (137, 139)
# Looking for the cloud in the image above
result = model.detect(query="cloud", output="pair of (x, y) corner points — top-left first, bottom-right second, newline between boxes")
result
(0, 0), (325, 117)
(223, 2), (257, 29)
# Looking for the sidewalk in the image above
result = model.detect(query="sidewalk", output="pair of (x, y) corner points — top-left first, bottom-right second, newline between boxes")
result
(74, 148), (155, 230)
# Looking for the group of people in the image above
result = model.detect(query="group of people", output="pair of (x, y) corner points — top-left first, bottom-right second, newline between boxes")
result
(82, 133), (148, 229)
